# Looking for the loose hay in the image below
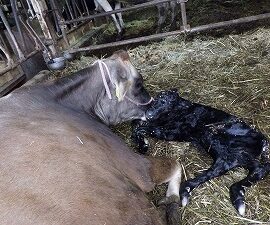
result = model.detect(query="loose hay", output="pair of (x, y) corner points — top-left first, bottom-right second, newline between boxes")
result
(51, 27), (270, 225)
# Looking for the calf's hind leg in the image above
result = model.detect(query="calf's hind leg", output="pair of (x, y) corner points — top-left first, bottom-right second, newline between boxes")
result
(230, 161), (270, 216)
(180, 158), (239, 206)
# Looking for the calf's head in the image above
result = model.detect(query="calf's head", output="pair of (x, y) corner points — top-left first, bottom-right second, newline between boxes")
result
(145, 89), (193, 121)
(145, 89), (179, 121)
(93, 50), (151, 125)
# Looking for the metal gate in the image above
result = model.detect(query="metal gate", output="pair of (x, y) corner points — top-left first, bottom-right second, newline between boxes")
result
(0, 0), (270, 96)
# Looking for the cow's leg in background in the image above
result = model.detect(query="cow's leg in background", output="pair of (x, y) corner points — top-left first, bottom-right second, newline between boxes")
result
(156, 3), (169, 33)
(230, 161), (270, 216)
(115, 2), (125, 34)
(169, 1), (177, 31)
(94, 0), (123, 39)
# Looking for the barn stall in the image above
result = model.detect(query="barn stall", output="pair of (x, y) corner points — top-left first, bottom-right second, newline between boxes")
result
(1, 0), (270, 224)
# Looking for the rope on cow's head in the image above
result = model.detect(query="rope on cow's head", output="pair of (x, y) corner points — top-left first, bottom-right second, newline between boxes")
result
(92, 60), (113, 100)
(92, 60), (153, 106)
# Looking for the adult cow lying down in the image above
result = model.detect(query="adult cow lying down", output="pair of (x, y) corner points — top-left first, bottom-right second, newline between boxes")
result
(0, 51), (181, 225)
(132, 89), (270, 216)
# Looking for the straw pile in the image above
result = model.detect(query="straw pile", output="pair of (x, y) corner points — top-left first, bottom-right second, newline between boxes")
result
(50, 27), (270, 225)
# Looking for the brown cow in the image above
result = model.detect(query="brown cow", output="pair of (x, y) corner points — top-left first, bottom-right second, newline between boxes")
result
(0, 50), (181, 225)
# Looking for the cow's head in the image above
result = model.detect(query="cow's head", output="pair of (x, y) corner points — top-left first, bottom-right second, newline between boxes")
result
(93, 50), (151, 125)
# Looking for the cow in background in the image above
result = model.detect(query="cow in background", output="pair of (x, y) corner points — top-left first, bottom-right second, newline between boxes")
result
(0, 51), (181, 225)
(94, 0), (178, 39)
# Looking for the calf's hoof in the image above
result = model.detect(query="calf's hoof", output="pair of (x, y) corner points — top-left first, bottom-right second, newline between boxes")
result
(234, 199), (246, 216)
(230, 186), (246, 216)
(180, 187), (191, 207)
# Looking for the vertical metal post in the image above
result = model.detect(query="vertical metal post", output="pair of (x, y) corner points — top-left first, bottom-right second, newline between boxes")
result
(0, 7), (25, 59)
(50, 0), (70, 46)
(65, 0), (76, 27)
(18, 0), (28, 18)
(25, 0), (35, 18)
(180, 1), (190, 32)
(19, 17), (40, 50)
(71, 0), (79, 20)
(10, 0), (26, 51)
(29, 0), (57, 57)
(82, 0), (90, 16)
(0, 43), (13, 68)
(75, 1), (83, 17)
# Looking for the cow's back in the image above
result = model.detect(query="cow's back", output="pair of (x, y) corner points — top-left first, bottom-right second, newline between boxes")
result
(0, 93), (164, 225)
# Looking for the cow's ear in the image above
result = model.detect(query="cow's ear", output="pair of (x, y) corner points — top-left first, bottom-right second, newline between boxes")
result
(115, 80), (131, 101)
(110, 50), (130, 62)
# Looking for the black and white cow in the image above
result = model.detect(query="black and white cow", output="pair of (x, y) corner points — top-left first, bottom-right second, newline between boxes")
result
(94, 0), (178, 39)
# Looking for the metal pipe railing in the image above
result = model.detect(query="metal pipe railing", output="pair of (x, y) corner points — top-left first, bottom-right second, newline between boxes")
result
(0, 49), (39, 75)
(0, 7), (25, 60)
(81, 0), (90, 16)
(10, 0), (26, 51)
(67, 12), (270, 54)
(180, 1), (189, 31)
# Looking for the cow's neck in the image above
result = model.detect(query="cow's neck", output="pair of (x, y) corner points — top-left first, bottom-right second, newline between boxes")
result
(48, 67), (106, 120)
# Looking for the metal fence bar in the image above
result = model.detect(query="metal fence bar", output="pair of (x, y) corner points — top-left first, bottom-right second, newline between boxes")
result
(180, 1), (189, 31)
(0, 7), (25, 60)
(68, 12), (270, 54)
(50, 0), (69, 45)
(10, 0), (26, 51)
(61, 0), (188, 25)
(0, 49), (39, 75)
(192, 12), (270, 32)
(82, 0), (90, 16)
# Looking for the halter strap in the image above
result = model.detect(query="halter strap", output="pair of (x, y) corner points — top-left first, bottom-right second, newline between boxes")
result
(93, 60), (112, 99)
(125, 96), (154, 106)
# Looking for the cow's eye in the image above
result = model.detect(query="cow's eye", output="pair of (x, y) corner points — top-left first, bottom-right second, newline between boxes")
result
(135, 81), (142, 89)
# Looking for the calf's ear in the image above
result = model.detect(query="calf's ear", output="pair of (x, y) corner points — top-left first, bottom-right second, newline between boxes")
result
(115, 80), (131, 101)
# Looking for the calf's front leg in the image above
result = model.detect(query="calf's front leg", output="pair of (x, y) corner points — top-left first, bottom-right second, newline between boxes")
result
(132, 125), (182, 154)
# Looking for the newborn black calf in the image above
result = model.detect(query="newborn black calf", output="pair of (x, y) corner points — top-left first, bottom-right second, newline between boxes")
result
(132, 89), (270, 215)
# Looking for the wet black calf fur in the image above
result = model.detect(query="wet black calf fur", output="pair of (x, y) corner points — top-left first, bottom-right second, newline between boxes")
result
(132, 89), (270, 215)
